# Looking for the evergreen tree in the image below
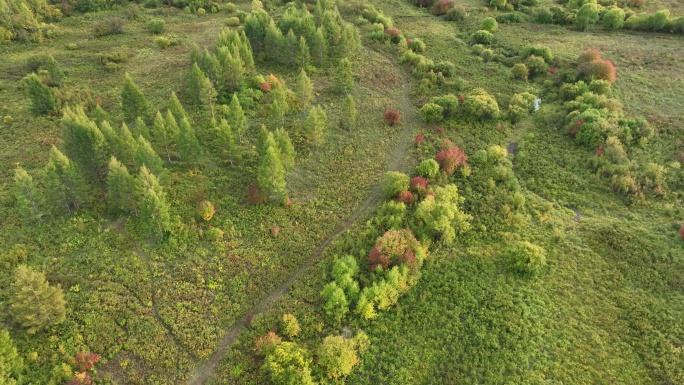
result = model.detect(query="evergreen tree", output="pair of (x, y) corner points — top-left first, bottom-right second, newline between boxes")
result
(137, 165), (164, 199)
(133, 116), (151, 141)
(339, 24), (361, 59)
(285, 29), (299, 67)
(106, 157), (137, 214)
(190, 43), (202, 66)
(228, 93), (248, 142)
(334, 58), (354, 94)
(13, 166), (43, 223)
(258, 124), (271, 155)
(121, 74), (149, 123)
(274, 127), (296, 172)
(309, 27), (327, 66)
(221, 50), (244, 94)
(0, 328), (24, 385)
(238, 30), (255, 70)
(114, 122), (138, 168)
(22, 73), (56, 115)
(342, 94), (357, 133)
(305, 105), (327, 148)
(149, 111), (173, 162)
(140, 186), (171, 241)
(200, 49), (222, 86)
(42, 146), (88, 215)
(189, 62), (211, 107)
(258, 144), (287, 203)
(178, 117), (202, 162)
(217, 118), (236, 165)
(295, 69), (314, 111)
(264, 19), (283, 63)
(271, 85), (289, 126)
(60, 107), (108, 182)
(163, 110), (180, 160)
(296, 36), (310, 70)
(44, 54), (65, 87)
(91, 104), (108, 125)
(134, 135), (165, 175)
(168, 92), (189, 122)
(244, 9), (270, 53)
(10, 265), (66, 334)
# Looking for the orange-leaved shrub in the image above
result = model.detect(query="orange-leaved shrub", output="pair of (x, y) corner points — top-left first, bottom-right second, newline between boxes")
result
(397, 190), (414, 204)
(577, 49), (617, 84)
(435, 145), (468, 174)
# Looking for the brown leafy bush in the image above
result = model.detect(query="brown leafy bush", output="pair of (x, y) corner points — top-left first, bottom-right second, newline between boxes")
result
(431, 0), (455, 15)
(435, 146), (468, 174)
(384, 110), (401, 125)
(397, 190), (414, 204)
(93, 17), (125, 37)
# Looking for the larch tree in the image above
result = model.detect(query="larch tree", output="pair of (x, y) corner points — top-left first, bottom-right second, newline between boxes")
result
(221, 50), (245, 94)
(13, 166), (43, 223)
(296, 36), (310, 69)
(134, 135), (165, 176)
(295, 69), (314, 111)
(22, 73), (56, 115)
(334, 58), (354, 94)
(228, 93), (248, 142)
(168, 92), (189, 122)
(217, 118), (236, 165)
(271, 84), (290, 126)
(0, 328), (24, 385)
(274, 127), (296, 172)
(133, 116), (151, 141)
(114, 122), (138, 169)
(178, 117), (202, 162)
(341, 94), (357, 133)
(91, 104), (109, 125)
(306, 105), (327, 148)
(309, 27), (327, 66)
(10, 265), (66, 334)
(258, 144), (287, 203)
(44, 54), (65, 87)
(149, 111), (173, 162)
(106, 156), (137, 215)
(140, 186), (171, 242)
(61, 107), (108, 182)
(121, 74), (149, 123)
(42, 146), (88, 215)
(163, 110), (181, 159)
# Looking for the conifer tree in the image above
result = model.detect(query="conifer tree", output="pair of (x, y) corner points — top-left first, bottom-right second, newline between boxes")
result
(200, 49), (222, 86)
(134, 135), (165, 175)
(296, 36), (310, 69)
(295, 69), (314, 111)
(13, 166), (43, 223)
(0, 328), (24, 384)
(265, 19), (283, 63)
(334, 58), (354, 94)
(10, 265), (66, 334)
(22, 73), (56, 115)
(137, 165), (164, 199)
(163, 110), (180, 160)
(44, 54), (65, 87)
(43, 146), (88, 215)
(98, 120), (117, 153)
(106, 157), (137, 214)
(285, 29), (299, 67)
(60, 107), (108, 182)
(133, 116), (151, 141)
(91, 104), (108, 125)
(217, 118), (236, 165)
(149, 111), (173, 162)
(339, 24), (361, 59)
(228, 93), (248, 142)
(168, 92), (189, 122)
(274, 127), (296, 172)
(271, 85), (289, 126)
(309, 27), (327, 66)
(190, 43), (202, 66)
(178, 117), (202, 162)
(258, 144), (287, 203)
(244, 9), (270, 53)
(115, 123), (138, 168)
(306, 105), (327, 148)
(258, 124), (271, 155)
(238, 30), (255, 70)
(140, 186), (171, 241)
(342, 94), (357, 133)
(222, 50), (245, 94)
(189, 62), (212, 107)
(121, 74), (149, 123)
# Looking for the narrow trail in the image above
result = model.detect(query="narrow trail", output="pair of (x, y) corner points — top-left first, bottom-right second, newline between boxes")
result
(186, 49), (416, 385)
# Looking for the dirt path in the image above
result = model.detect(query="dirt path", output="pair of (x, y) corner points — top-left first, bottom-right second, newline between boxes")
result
(186, 49), (416, 385)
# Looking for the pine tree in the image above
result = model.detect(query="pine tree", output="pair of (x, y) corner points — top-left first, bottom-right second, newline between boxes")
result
(271, 85), (289, 126)
(189, 62), (211, 107)
(274, 127), (296, 172)
(342, 94), (357, 133)
(228, 93), (248, 142)
(334, 58), (353, 94)
(295, 69), (314, 111)
(0, 328), (24, 385)
(306, 105), (327, 148)
(134, 135), (165, 175)
(121, 74), (149, 123)
(22, 73), (56, 115)
(133, 116), (151, 141)
(91, 104), (109, 125)
(217, 118), (236, 165)
(178, 117), (202, 162)
(168, 92), (189, 122)
(140, 186), (171, 241)
(13, 166), (43, 223)
(10, 265), (66, 334)
(106, 157), (137, 214)
(43, 146), (88, 215)
(44, 54), (65, 87)
(60, 107), (108, 182)
(258, 144), (287, 203)
(309, 27), (327, 66)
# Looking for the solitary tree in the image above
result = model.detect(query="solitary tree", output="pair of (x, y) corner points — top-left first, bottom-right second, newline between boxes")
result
(13, 166), (43, 223)
(121, 74), (149, 123)
(341, 94), (357, 133)
(305, 105), (327, 148)
(22, 73), (56, 115)
(10, 265), (66, 334)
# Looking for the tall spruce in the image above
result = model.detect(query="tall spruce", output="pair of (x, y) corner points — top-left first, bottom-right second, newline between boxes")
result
(258, 144), (287, 203)
(10, 265), (66, 334)
(106, 157), (137, 214)
(295, 69), (314, 111)
(178, 117), (202, 162)
(22, 73), (56, 115)
(228, 93), (248, 142)
(43, 146), (88, 215)
(189, 62), (211, 107)
(274, 127), (296, 172)
(13, 166), (43, 223)
(134, 135), (165, 175)
(121, 74), (149, 123)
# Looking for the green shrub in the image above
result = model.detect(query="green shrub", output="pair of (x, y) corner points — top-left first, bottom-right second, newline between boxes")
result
(281, 313), (301, 338)
(204, 227), (224, 241)
(482, 17), (498, 32)
(505, 241), (546, 276)
(463, 88), (500, 119)
(526, 55), (549, 77)
(521, 45), (553, 62)
(66, 43), (77, 50)
(490, 0), (507, 10)
(317, 336), (360, 379)
(534, 8), (554, 24)
(382, 171), (410, 199)
(417, 159), (440, 178)
(481, 48), (494, 62)
(589, 79), (612, 95)
(603, 7), (625, 30)
(575, 3), (599, 31)
(497, 12), (527, 24)
(223, 2), (237, 12)
(225, 16), (240, 26)
(414, 184), (472, 244)
(511, 63), (529, 81)
(93, 17), (125, 37)
(420, 103), (444, 123)
(408, 38), (426, 52)
(445, 5), (467, 21)
(471, 30), (494, 45)
(147, 18), (165, 34)
(154, 36), (171, 48)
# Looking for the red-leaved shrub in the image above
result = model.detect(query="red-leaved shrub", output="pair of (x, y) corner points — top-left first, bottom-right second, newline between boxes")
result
(368, 246), (392, 270)
(368, 229), (421, 271)
(75, 352), (100, 372)
(385, 27), (401, 38)
(457, 93), (465, 102)
(399, 248), (419, 275)
(435, 146), (468, 175)
(410, 176), (428, 191)
(431, 0), (454, 15)
(259, 82), (271, 92)
(577, 49), (617, 84)
(577, 48), (602, 65)
(549, 67), (557, 74)
(397, 190), (414, 204)
(415, 133), (425, 147)
(254, 331), (282, 354)
(384, 110), (401, 125)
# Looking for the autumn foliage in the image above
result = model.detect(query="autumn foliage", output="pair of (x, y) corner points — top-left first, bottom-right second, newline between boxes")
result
(198, 200), (216, 221)
(260, 82), (271, 92)
(680, 226), (684, 240)
(415, 133), (425, 147)
(248, 180), (268, 205)
(368, 229), (422, 271)
(75, 352), (100, 372)
(384, 110), (401, 125)
(577, 49), (617, 84)
(397, 190), (414, 204)
(431, 0), (455, 15)
(435, 145), (468, 175)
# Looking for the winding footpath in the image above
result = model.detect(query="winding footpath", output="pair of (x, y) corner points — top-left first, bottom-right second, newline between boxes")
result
(187, 48), (416, 385)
